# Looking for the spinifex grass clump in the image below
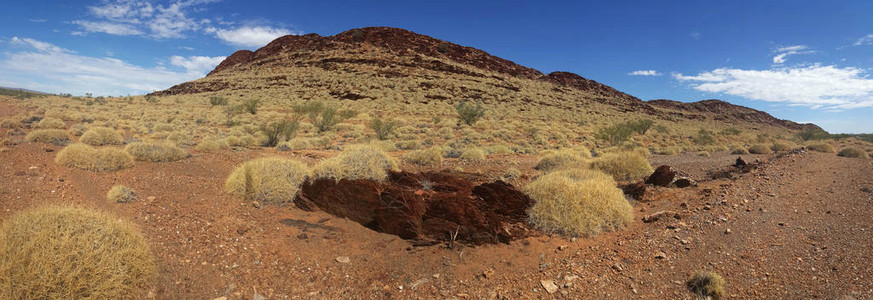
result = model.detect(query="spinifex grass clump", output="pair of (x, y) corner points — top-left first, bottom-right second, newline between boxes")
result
(80, 127), (123, 146)
(0, 206), (156, 299)
(747, 144), (773, 154)
(524, 168), (633, 237)
(107, 185), (137, 203)
(534, 147), (591, 172)
(55, 143), (134, 172)
(686, 270), (725, 300)
(590, 151), (654, 182)
(25, 129), (71, 145)
(125, 141), (189, 162)
(403, 147), (444, 167)
(807, 143), (835, 153)
(838, 147), (868, 159)
(314, 144), (399, 182)
(225, 157), (311, 205)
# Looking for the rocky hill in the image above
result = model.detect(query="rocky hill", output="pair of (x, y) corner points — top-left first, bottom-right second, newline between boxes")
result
(155, 26), (817, 132)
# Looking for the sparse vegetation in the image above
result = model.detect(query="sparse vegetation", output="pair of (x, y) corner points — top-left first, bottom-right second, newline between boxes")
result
(107, 185), (137, 203)
(747, 144), (773, 154)
(454, 101), (485, 126)
(369, 117), (398, 140)
(225, 157), (311, 205)
(838, 147), (868, 159)
(25, 129), (71, 145)
(524, 168), (633, 237)
(125, 141), (189, 162)
(314, 144), (399, 181)
(209, 96), (228, 107)
(590, 151), (654, 182)
(0, 206), (155, 299)
(56, 143), (134, 172)
(80, 127), (123, 146)
(36, 117), (65, 129)
(403, 147), (444, 166)
(807, 143), (835, 153)
(686, 270), (725, 300)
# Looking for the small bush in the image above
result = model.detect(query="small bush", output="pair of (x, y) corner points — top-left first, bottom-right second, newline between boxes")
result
(595, 123), (633, 145)
(209, 96), (228, 106)
(686, 270), (725, 300)
(486, 144), (513, 155)
(459, 147), (487, 162)
(195, 137), (230, 152)
(404, 147), (444, 167)
(770, 141), (794, 152)
(36, 117), (65, 129)
(720, 127), (741, 136)
(535, 148), (590, 172)
(277, 138), (311, 151)
(369, 117), (398, 140)
(627, 119), (654, 135)
(747, 144), (773, 154)
(0, 118), (20, 129)
(69, 124), (88, 136)
(799, 127), (829, 141)
(694, 129), (716, 145)
(838, 147), (868, 159)
(25, 129), (71, 145)
(80, 127), (123, 146)
(807, 143), (835, 153)
(166, 131), (193, 147)
(524, 168), (633, 237)
(261, 118), (300, 147)
(107, 185), (137, 203)
(454, 101), (485, 126)
(125, 141), (189, 162)
(56, 143), (134, 172)
(225, 157), (311, 205)
(729, 145), (749, 154)
(0, 206), (155, 299)
(590, 151), (654, 182)
(314, 144), (399, 182)
(241, 99), (259, 115)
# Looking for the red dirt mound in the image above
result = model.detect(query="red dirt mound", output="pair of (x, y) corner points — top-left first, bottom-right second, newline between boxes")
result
(294, 171), (534, 245)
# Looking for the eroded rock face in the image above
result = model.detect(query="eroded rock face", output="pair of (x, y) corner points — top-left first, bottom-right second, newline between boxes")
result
(294, 171), (534, 245)
(646, 165), (676, 187)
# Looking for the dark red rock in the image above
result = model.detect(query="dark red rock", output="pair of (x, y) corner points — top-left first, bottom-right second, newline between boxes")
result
(645, 165), (676, 187)
(673, 177), (696, 188)
(621, 182), (648, 200)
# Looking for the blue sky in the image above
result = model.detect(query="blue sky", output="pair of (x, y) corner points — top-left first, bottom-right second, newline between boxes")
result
(1, 1), (872, 133)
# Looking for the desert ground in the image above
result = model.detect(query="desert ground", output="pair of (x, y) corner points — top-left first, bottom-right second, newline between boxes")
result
(2, 96), (872, 299)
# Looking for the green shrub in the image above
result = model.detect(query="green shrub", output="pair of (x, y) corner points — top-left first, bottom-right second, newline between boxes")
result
(55, 143), (134, 172)
(454, 101), (485, 126)
(369, 117), (398, 140)
(0, 206), (155, 299)
(225, 157), (311, 205)
(807, 143), (835, 153)
(404, 147), (444, 167)
(524, 168), (633, 237)
(720, 127), (741, 136)
(209, 96), (228, 107)
(107, 185), (136, 203)
(590, 151), (654, 182)
(261, 118), (300, 147)
(314, 144), (400, 182)
(627, 119), (654, 135)
(80, 127), (123, 146)
(686, 270), (725, 300)
(240, 99), (259, 115)
(838, 147), (868, 159)
(595, 123), (633, 145)
(25, 129), (71, 145)
(799, 127), (829, 141)
(36, 117), (65, 129)
(125, 141), (189, 162)
(747, 144), (773, 154)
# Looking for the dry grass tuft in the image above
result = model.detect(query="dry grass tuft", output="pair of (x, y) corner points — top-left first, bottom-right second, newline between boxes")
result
(686, 270), (725, 300)
(55, 143), (134, 172)
(729, 145), (749, 154)
(25, 129), (71, 145)
(838, 147), (868, 159)
(404, 147), (444, 167)
(225, 157), (311, 205)
(314, 144), (399, 182)
(535, 148), (590, 172)
(807, 143), (835, 153)
(747, 144), (773, 154)
(107, 185), (137, 203)
(770, 141), (794, 152)
(459, 147), (487, 162)
(590, 151), (654, 182)
(0, 206), (156, 299)
(80, 127), (123, 146)
(524, 168), (633, 237)
(125, 141), (189, 162)
(35, 117), (65, 129)
(0, 118), (19, 129)
(195, 137), (230, 152)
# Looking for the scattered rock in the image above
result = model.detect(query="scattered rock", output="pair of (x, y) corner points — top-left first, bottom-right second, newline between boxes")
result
(540, 280), (559, 294)
(646, 165), (676, 187)
(335, 256), (350, 264)
(642, 211), (679, 223)
(620, 182), (648, 200)
(734, 157), (747, 168)
(673, 177), (696, 188)
(655, 251), (667, 259)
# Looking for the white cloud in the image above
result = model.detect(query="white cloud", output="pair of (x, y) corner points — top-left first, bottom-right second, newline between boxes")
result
(690, 32), (701, 40)
(28, 18), (48, 23)
(1, 37), (223, 96)
(674, 64), (873, 109)
(213, 26), (295, 47)
(771, 45), (814, 64)
(628, 70), (662, 76)
(71, 20), (143, 35)
(853, 34), (873, 46)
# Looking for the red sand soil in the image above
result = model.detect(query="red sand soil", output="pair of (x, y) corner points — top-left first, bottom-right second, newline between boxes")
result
(2, 123), (872, 298)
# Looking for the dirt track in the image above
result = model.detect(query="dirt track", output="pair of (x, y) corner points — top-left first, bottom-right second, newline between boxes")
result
(1, 138), (872, 299)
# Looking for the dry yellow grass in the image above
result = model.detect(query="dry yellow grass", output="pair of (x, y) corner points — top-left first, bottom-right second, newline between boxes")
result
(807, 143), (835, 153)
(0, 118), (18, 129)
(747, 144), (773, 154)
(125, 141), (189, 162)
(80, 127), (123, 146)
(590, 151), (654, 182)
(838, 147), (868, 159)
(535, 147), (590, 172)
(55, 143), (134, 172)
(459, 147), (487, 162)
(25, 129), (71, 145)
(314, 144), (400, 181)
(35, 117), (65, 129)
(225, 157), (311, 205)
(0, 206), (156, 299)
(195, 137), (230, 152)
(686, 270), (725, 300)
(524, 168), (633, 237)
(403, 147), (444, 167)
(107, 185), (137, 203)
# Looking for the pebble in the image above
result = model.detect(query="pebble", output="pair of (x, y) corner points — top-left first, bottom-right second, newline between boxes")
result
(655, 251), (667, 259)
(540, 280), (559, 294)
(335, 256), (350, 264)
